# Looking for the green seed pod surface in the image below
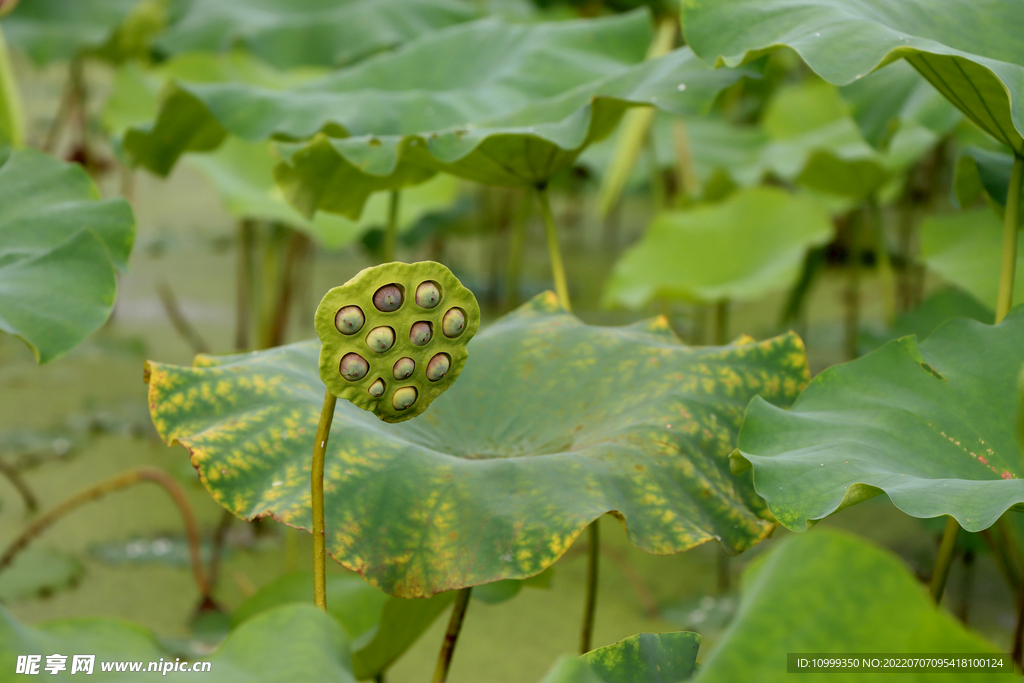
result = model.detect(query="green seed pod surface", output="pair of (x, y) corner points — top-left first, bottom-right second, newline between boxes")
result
(315, 261), (481, 423)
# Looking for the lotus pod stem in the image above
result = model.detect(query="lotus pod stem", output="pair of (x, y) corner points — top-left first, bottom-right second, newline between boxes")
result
(929, 515), (961, 602)
(311, 389), (337, 611)
(996, 155), (1023, 323)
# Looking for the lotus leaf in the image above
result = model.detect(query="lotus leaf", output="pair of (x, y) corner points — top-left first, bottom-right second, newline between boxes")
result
(694, 530), (1013, 682)
(680, 0), (1024, 154)
(581, 631), (700, 682)
(122, 12), (747, 219)
(230, 572), (453, 680)
(2, 0), (157, 65)
(859, 288), (993, 353)
(735, 306), (1024, 532)
(919, 209), (1024, 308)
(0, 149), (135, 363)
(146, 293), (809, 597)
(604, 187), (833, 308)
(156, 0), (479, 69)
(0, 603), (358, 682)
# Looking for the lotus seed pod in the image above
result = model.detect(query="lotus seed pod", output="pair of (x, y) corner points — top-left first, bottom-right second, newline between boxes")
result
(366, 326), (396, 353)
(410, 321), (433, 346)
(425, 353), (451, 382)
(392, 386), (418, 411)
(393, 357), (416, 380)
(339, 353), (369, 381)
(373, 284), (404, 312)
(334, 305), (365, 335)
(316, 261), (480, 422)
(415, 281), (441, 308)
(442, 308), (467, 338)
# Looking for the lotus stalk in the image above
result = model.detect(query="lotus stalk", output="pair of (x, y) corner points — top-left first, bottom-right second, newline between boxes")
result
(0, 24), (23, 148)
(996, 155), (1023, 323)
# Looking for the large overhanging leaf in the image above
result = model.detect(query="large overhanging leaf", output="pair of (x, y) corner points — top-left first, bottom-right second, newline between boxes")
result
(603, 187), (833, 308)
(735, 306), (1024, 533)
(155, 0), (480, 69)
(187, 137), (460, 249)
(1, 603), (358, 682)
(122, 12), (747, 218)
(0, 149), (135, 363)
(693, 530), (1012, 683)
(919, 209), (1024, 309)
(146, 293), (810, 597)
(2, 0), (161, 65)
(680, 0), (1024, 155)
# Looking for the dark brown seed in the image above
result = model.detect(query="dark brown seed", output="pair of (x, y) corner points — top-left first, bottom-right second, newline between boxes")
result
(425, 353), (451, 382)
(339, 353), (369, 381)
(373, 284), (404, 312)
(393, 357), (416, 380)
(415, 281), (441, 308)
(334, 305), (364, 335)
(442, 308), (466, 338)
(410, 321), (433, 346)
(365, 326), (396, 353)
(392, 386), (417, 411)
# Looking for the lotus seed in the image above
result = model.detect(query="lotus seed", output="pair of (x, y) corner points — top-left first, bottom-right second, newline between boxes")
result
(415, 281), (441, 308)
(442, 308), (466, 338)
(392, 386), (418, 411)
(425, 353), (451, 382)
(368, 378), (386, 397)
(366, 326), (396, 353)
(334, 305), (365, 335)
(339, 353), (369, 381)
(410, 321), (433, 346)
(373, 284), (404, 312)
(393, 357), (416, 380)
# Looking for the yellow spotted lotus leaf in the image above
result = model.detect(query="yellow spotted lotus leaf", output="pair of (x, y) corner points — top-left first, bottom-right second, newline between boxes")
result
(146, 293), (809, 597)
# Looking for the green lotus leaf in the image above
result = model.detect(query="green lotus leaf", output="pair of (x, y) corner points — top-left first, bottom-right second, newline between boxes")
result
(1, 603), (357, 682)
(316, 261), (480, 422)
(839, 60), (962, 149)
(146, 293), (809, 597)
(681, 0), (1024, 155)
(186, 137), (460, 249)
(859, 288), (993, 354)
(693, 529), (1012, 683)
(919, 209), (1024, 309)
(156, 0), (478, 69)
(581, 632), (700, 683)
(122, 12), (747, 216)
(230, 572), (452, 680)
(0, 547), (83, 601)
(604, 187), (834, 308)
(0, 148), (135, 363)
(2, 0), (160, 65)
(735, 306), (1024, 533)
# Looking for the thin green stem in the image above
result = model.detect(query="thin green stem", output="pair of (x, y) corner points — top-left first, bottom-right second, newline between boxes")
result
(930, 515), (960, 602)
(0, 25), (24, 148)
(580, 520), (600, 654)
(536, 187), (571, 311)
(714, 299), (730, 346)
(996, 155), (1023, 323)
(505, 191), (532, 311)
(236, 220), (255, 351)
(868, 196), (898, 326)
(383, 190), (400, 263)
(844, 210), (863, 361)
(431, 587), (473, 683)
(312, 388), (338, 611)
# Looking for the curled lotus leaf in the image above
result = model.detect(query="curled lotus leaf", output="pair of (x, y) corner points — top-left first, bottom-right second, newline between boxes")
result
(316, 261), (479, 423)
(735, 306), (1024, 533)
(681, 0), (1024, 155)
(146, 293), (809, 597)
